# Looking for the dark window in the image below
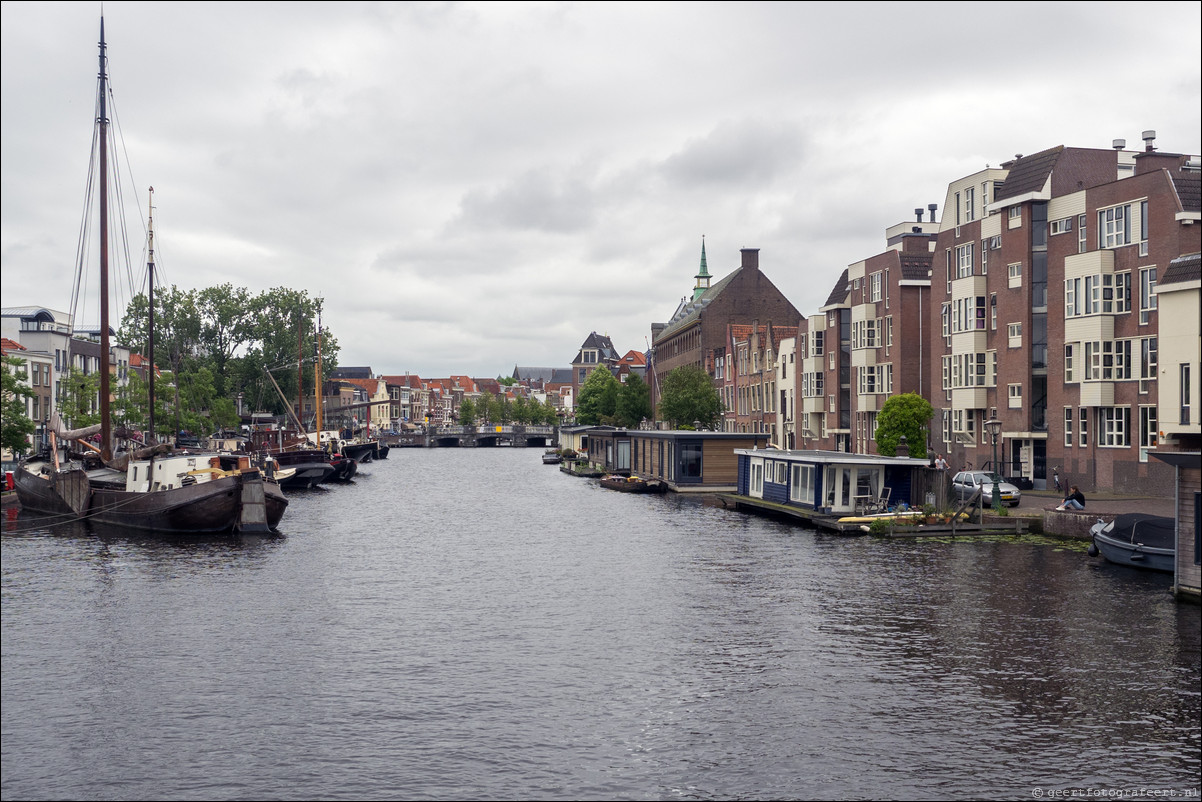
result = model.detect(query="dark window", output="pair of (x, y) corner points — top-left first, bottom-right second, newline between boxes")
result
(678, 442), (703, 481)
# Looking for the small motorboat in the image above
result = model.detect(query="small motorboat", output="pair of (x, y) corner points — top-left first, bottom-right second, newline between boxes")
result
(1088, 513), (1175, 573)
(542, 450), (562, 464)
(600, 475), (666, 494)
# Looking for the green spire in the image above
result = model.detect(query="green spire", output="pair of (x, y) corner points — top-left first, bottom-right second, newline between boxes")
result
(692, 236), (711, 301)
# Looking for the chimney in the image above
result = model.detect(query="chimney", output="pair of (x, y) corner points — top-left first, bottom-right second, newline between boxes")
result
(915, 207), (924, 223)
(1113, 138), (1126, 150)
(1142, 130), (1157, 152)
(927, 203), (938, 223)
(740, 248), (760, 272)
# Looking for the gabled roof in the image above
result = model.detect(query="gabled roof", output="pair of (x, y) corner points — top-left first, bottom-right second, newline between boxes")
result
(619, 350), (646, 366)
(899, 250), (933, 281)
(1, 337), (27, 353)
(1159, 252), (1201, 286)
(1174, 173), (1201, 214)
(994, 146), (1064, 201)
(380, 374), (424, 389)
(572, 332), (619, 364)
(822, 269), (850, 308)
(656, 269), (738, 340)
(339, 377), (387, 397)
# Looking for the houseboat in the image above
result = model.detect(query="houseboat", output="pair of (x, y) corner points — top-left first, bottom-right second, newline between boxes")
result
(727, 448), (935, 530)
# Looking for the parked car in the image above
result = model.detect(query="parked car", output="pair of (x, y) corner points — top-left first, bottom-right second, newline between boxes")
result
(950, 470), (1022, 507)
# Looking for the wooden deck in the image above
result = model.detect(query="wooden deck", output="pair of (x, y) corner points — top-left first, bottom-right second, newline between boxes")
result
(714, 494), (1030, 536)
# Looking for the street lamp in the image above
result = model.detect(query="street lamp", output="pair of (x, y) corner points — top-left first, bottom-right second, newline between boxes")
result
(983, 418), (1003, 512)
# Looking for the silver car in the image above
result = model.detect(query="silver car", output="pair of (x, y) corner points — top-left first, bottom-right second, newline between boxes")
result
(951, 471), (1022, 507)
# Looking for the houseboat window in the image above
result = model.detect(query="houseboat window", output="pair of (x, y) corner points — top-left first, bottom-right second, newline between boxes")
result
(750, 460), (764, 496)
(679, 443), (703, 480)
(790, 464), (814, 504)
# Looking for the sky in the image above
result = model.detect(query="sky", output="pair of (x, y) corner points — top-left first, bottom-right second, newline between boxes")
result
(3, 1), (1200, 380)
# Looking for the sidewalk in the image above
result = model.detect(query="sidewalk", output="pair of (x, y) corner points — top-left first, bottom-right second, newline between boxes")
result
(1017, 489), (1174, 517)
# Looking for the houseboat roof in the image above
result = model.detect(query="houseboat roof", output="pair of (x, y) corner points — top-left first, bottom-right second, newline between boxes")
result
(735, 448), (930, 467)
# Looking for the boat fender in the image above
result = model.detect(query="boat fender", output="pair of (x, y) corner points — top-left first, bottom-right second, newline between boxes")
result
(1087, 543), (1099, 557)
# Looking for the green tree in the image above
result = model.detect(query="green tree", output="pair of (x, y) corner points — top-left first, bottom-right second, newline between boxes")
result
(657, 365), (722, 429)
(1, 355), (36, 455)
(458, 397), (478, 426)
(614, 373), (652, 429)
(576, 367), (619, 425)
(874, 393), (933, 458)
(58, 367), (102, 429)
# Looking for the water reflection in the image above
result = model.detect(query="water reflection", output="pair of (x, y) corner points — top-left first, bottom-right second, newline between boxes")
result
(2, 451), (1199, 801)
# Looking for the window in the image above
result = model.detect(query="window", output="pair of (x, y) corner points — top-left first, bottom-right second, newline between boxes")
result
(1050, 217), (1073, 235)
(1008, 383), (1023, 408)
(679, 443), (703, 480)
(1064, 407), (1073, 447)
(1140, 337), (1158, 379)
(990, 295), (997, 331)
(1008, 323), (1022, 348)
(1100, 407), (1129, 447)
(1008, 262), (1022, 288)
(1140, 406), (1157, 450)
(1078, 214), (1088, 253)
(956, 243), (975, 278)
(870, 272), (883, 302)
(1065, 344), (1076, 383)
(1009, 206), (1021, 223)
(1080, 408), (1088, 447)
(790, 464), (814, 504)
(1139, 267), (1157, 324)
(964, 187), (975, 222)
(1183, 364), (1193, 425)
(1139, 199), (1149, 256)
(811, 330), (824, 357)
(1099, 204), (1131, 248)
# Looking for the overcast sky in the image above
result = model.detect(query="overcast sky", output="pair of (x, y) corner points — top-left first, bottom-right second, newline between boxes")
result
(3, 2), (1200, 379)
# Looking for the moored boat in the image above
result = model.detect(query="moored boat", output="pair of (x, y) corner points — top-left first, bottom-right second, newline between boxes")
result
(1088, 513), (1175, 573)
(12, 21), (287, 535)
(600, 475), (666, 494)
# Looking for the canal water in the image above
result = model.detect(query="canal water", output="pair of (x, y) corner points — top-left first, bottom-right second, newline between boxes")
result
(2, 448), (1199, 801)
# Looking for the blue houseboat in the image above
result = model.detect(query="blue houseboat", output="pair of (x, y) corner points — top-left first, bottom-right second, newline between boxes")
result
(733, 448), (932, 522)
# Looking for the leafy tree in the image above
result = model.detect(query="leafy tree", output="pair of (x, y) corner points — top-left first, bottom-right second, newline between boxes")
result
(576, 367), (619, 425)
(657, 365), (722, 429)
(874, 393), (933, 458)
(458, 397), (478, 426)
(1, 355), (36, 455)
(58, 367), (102, 429)
(614, 373), (652, 429)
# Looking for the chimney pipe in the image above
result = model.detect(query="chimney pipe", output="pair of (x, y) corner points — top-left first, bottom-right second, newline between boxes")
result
(1112, 138), (1126, 150)
(928, 203), (937, 223)
(1142, 130), (1157, 152)
(915, 207), (924, 222)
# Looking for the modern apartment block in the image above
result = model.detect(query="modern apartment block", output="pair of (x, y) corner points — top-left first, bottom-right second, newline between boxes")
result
(928, 135), (1201, 493)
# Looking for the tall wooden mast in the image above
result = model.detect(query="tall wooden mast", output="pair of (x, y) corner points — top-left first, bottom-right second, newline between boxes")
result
(97, 18), (112, 462)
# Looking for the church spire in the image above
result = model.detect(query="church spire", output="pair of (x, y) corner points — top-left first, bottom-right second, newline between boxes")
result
(692, 236), (711, 301)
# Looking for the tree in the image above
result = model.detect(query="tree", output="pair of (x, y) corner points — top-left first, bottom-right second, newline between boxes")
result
(57, 367), (102, 429)
(576, 367), (619, 425)
(458, 397), (477, 426)
(657, 365), (722, 429)
(874, 393), (933, 458)
(1, 355), (36, 456)
(614, 372), (652, 429)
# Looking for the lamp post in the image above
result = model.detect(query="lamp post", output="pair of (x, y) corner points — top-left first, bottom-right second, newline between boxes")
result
(984, 418), (1002, 512)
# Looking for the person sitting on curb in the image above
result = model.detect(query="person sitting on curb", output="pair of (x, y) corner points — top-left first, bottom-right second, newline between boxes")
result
(1056, 485), (1085, 511)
